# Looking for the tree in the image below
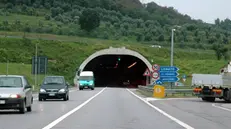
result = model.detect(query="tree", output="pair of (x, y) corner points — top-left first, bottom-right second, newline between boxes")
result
(79, 8), (100, 32)
(212, 44), (229, 60)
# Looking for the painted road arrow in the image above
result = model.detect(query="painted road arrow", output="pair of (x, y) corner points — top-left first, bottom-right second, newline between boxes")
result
(160, 66), (179, 72)
(160, 77), (179, 82)
(159, 71), (179, 77)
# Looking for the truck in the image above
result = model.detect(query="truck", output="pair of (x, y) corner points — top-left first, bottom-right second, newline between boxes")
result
(78, 71), (95, 90)
(192, 62), (231, 102)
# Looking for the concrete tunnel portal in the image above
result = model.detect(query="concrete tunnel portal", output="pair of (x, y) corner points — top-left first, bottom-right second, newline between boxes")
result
(75, 47), (154, 88)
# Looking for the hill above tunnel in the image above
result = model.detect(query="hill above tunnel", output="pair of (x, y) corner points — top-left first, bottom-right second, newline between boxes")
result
(0, 36), (225, 87)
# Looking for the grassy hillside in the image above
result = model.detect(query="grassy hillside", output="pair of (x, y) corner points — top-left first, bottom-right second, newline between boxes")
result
(1, 0), (231, 52)
(0, 35), (226, 87)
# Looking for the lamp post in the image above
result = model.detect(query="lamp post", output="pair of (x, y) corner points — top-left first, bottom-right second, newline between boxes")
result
(170, 29), (176, 67)
(170, 26), (181, 89)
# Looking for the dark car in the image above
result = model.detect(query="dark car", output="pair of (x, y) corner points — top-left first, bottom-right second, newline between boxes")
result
(38, 76), (69, 101)
(0, 75), (33, 114)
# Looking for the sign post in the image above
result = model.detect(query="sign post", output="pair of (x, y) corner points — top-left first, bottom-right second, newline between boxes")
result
(143, 68), (151, 85)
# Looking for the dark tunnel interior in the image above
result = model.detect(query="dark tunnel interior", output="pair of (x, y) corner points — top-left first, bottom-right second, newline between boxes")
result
(83, 55), (148, 87)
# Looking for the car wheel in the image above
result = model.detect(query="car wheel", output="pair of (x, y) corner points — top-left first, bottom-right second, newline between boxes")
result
(39, 97), (42, 101)
(19, 101), (26, 114)
(67, 95), (69, 100)
(63, 94), (68, 101)
(91, 88), (94, 90)
(27, 105), (32, 112)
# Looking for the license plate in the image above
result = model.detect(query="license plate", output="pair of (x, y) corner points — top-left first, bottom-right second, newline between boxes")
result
(49, 93), (55, 96)
(0, 100), (5, 104)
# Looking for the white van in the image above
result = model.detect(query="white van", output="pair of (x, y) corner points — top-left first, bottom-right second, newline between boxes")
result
(78, 71), (95, 90)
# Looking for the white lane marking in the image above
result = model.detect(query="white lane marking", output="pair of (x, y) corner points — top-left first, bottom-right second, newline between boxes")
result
(42, 88), (106, 129)
(212, 103), (231, 112)
(126, 88), (194, 129)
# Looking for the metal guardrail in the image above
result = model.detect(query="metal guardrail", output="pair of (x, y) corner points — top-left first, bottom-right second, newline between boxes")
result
(138, 85), (194, 97)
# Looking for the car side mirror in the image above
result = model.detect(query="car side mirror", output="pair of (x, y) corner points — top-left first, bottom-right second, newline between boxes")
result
(66, 82), (70, 86)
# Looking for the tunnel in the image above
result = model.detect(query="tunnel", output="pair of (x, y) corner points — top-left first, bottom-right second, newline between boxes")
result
(75, 47), (154, 88)
(83, 55), (147, 87)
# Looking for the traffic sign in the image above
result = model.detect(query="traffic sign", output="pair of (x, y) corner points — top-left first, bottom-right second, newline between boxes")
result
(153, 85), (165, 98)
(159, 71), (179, 77)
(160, 77), (179, 82)
(160, 66), (179, 72)
(143, 68), (151, 76)
(156, 79), (163, 85)
(152, 71), (159, 79)
(182, 74), (187, 78)
(152, 64), (160, 71)
(183, 78), (186, 82)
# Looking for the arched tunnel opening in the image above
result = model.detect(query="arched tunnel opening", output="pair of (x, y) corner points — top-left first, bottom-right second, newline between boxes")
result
(83, 55), (148, 88)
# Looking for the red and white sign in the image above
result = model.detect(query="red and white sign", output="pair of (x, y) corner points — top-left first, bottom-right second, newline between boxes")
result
(152, 64), (160, 71)
(152, 71), (159, 79)
(143, 68), (151, 76)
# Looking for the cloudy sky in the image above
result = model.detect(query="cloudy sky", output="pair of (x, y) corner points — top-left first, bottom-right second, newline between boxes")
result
(141, 0), (231, 24)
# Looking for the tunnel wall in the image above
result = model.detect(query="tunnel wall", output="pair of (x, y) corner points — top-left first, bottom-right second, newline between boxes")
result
(74, 47), (154, 85)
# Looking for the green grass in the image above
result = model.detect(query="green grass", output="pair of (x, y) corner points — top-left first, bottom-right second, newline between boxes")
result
(0, 63), (46, 91)
(0, 14), (54, 26)
(0, 31), (227, 88)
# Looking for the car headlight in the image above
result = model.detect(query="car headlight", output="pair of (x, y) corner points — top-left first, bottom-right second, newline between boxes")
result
(40, 89), (46, 93)
(79, 83), (83, 86)
(59, 89), (65, 92)
(89, 83), (93, 85)
(10, 94), (21, 98)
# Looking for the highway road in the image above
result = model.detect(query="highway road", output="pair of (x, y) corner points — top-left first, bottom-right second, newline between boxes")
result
(1, 88), (231, 129)
(150, 98), (231, 129)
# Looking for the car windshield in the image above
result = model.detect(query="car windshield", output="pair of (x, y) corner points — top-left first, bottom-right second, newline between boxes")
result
(0, 77), (23, 88)
(43, 77), (64, 85)
(79, 76), (93, 81)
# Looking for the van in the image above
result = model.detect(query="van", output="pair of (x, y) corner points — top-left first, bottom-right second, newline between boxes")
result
(78, 71), (95, 90)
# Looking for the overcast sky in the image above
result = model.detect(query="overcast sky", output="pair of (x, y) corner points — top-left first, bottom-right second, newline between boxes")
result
(141, 0), (231, 24)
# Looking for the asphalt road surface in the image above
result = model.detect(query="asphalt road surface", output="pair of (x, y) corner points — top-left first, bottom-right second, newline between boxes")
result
(150, 98), (231, 129)
(2, 88), (231, 129)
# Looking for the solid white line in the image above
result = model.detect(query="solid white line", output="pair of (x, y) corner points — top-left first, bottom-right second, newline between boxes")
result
(126, 88), (194, 129)
(212, 103), (231, 112)
(42, 88), (106, 129)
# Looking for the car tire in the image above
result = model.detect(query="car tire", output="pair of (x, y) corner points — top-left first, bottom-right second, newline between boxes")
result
(91, 88), (94, 90)
(63, 94), (68, 101)
(27, 106), (32, 112)
(39, 97), (42, 101)
(19, 101), (26, 114)
(67, 95), (69, 100)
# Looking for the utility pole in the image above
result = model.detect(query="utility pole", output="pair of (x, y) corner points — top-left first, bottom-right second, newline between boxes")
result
(170, 29), (175, 89)
(35, 43), (38, 88)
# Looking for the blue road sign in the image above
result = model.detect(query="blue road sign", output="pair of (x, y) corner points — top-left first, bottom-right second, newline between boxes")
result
(160, 66), (179, 72)
(155, 79), (163, 85)
(160, 77), (179, 82)
(182, 74), (187, 78)
(160, 71), (179, 77)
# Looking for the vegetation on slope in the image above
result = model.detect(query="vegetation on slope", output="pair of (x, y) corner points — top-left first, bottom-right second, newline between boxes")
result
(0, 36), (226, 87)
(0, 0), (231, 51)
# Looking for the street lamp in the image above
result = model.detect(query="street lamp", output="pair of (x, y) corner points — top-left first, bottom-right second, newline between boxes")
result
(170, 26), (181, 66)
(170, 29), (175, 66)
(170, 26), (181, 88)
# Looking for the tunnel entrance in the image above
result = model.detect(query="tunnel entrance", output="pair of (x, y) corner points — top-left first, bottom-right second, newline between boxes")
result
(83, 55), (147, 87)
